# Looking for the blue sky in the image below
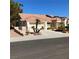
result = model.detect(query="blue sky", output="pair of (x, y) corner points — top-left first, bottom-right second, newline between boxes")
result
(16, 0), (69, 17)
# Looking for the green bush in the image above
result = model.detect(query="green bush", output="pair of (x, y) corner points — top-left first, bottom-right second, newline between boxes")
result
(47, 27), (55, 30)
(65, 24), (69, 31)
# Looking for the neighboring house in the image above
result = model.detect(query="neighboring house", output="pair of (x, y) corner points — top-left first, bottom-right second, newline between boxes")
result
(14, 13), (69, 35)
(53, 16), (69, 28)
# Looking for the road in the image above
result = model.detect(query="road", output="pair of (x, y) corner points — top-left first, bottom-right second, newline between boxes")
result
(10, 37), (69, 59)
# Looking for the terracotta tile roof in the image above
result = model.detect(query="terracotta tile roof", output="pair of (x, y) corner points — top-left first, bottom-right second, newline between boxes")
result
(19, 13), (56, 23)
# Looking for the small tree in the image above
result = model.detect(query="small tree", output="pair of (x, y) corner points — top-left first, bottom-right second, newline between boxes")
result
(65, 24), (69, 31)
(10, 0), (23, 28)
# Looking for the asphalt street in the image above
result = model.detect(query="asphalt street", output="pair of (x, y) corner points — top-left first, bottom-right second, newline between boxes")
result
(10, 37), (69, 59)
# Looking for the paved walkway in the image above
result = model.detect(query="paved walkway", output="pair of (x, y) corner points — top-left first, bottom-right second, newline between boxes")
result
(10, 30), (69, 42)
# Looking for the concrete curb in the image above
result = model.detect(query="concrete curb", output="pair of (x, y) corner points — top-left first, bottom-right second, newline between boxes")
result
(10, 36), (69, 42)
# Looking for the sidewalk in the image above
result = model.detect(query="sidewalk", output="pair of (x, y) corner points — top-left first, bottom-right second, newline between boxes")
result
(10, 30), (69, 42)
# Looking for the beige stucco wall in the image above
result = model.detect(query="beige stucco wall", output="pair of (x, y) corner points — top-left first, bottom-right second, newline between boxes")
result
(14, 23), (47, 34)
(14, 24), (44, 32)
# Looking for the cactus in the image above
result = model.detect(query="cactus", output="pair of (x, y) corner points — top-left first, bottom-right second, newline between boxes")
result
(31, 19), (44, 34)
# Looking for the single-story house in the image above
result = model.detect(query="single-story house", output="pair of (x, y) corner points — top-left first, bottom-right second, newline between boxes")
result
(14, 13), (69, 35)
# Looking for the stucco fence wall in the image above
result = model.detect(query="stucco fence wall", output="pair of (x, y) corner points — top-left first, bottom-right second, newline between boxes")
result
(14, 23), (62, 34)
(14, 23), (51, 35)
